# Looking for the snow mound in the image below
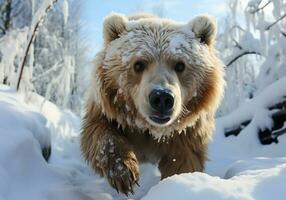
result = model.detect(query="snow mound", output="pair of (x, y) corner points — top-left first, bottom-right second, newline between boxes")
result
(0, 86), (95, 199)
(144, 158), (286, 200)
(0, 86), (51, 160)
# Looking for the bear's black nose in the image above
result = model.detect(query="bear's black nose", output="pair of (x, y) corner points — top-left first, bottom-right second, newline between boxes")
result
(149, 89), (174, 114)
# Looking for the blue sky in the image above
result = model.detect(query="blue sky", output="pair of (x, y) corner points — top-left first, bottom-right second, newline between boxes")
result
(81, 0), (228, 58)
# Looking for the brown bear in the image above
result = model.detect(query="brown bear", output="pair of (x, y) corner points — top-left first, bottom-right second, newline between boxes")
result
(81, 13), (225, 195)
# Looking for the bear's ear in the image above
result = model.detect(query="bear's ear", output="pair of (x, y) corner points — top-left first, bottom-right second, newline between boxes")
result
(188, 15), (217, 46)
(103, 13), (128, 45)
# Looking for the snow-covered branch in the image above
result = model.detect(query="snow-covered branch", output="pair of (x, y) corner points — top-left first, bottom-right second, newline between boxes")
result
(249, 1), (271, 14)
(224, 94), (286, 144)
(265, 13), (286, 30)
(226, 51), (261, 67)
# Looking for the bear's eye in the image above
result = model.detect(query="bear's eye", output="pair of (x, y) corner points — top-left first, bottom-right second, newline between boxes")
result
(133, 61), (146, 73)
(174, 62), (185, 73)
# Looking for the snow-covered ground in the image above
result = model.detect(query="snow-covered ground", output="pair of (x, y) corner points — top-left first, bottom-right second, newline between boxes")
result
(0, 84), (285, 200)
(0, 85), (160, 200)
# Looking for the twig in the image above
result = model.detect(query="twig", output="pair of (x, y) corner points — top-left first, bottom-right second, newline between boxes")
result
(250, 1), (271, 14)
(265, 14), (286, 30)
(232, 38), (243, 50)
(226, 51), (261, 67)
(16, 0), (58, 91)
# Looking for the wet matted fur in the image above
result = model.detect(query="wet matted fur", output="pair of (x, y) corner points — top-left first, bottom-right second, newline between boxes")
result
(81, 13), (225, 195)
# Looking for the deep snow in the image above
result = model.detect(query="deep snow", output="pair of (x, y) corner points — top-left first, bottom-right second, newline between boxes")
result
(0, 84), (285, 200)
(0, 85), (160, 200)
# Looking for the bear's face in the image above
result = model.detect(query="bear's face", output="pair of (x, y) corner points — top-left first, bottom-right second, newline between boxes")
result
(94, 13), (225, 138)
(121, 28), (203, 128)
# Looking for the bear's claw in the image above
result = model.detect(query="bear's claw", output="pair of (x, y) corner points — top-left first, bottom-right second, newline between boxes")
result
(105, 155), (139, 196)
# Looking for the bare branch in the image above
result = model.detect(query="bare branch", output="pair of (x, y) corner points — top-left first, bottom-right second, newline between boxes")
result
(265, 14), (286, 30)
(16, 0), (59, 91)
(226, 51), (261, 67)
(232, 38), (243, 50)
(250, 1), (271, 14)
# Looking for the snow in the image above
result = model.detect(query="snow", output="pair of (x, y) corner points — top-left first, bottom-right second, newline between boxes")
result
(168, 34), (186, 54)
(1, 77), (286, 200)
(220, 77), (286, 130)
(0, 85), (161, 200)
(247, 0), (262, 12)
(0, 86), (50, 150)
(0, 28), (28, 86)
(143, 84), (286, 200)
(0, 0), (285, 198)
(144, 160), (286, 200)
(143, 74), (286, 199)
(62, 0), (69, 25)
(240, 32), (261, 53)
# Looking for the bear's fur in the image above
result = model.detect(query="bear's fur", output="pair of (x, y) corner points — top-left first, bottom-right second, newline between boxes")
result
(81, 13), (225, 195)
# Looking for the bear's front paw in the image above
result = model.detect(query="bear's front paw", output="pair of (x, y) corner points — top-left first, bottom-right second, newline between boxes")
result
(105, 152), (140, 196)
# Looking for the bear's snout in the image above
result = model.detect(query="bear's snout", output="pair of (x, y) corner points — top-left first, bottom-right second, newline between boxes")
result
(149, 89), (174, 124)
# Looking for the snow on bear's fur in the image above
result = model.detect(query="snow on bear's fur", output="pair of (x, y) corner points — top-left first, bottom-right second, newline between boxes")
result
(81, 13), (225, 195)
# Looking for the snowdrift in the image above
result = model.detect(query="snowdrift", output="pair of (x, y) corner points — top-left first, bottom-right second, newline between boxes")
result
(144, 158), (286, 200)
(0, 86), (159, 200)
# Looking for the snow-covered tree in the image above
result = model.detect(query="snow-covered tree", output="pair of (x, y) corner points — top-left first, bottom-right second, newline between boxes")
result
(32, 0), (88, 112)
(217, 0), (286, 116)
(219, 0), (286, 146)
(0, 0), (88, 113)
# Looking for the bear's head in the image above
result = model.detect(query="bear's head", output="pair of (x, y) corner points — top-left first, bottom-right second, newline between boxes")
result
(91, 13), (225, 139)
